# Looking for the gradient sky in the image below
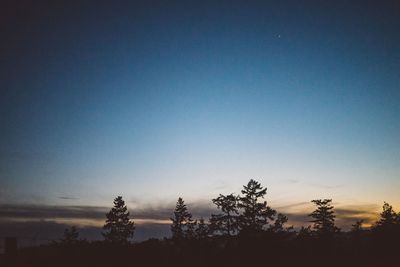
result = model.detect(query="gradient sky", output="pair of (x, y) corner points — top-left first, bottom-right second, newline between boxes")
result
(1, 0), (399, 230)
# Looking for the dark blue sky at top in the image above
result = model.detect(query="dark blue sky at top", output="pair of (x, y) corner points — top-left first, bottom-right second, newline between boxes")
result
(0, 1), (399, 206)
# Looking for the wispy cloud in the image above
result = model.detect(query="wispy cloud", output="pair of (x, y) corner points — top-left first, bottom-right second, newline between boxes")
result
(0, 201), (382, 230)
(276, 201), (309, 210)
(0, 204), (174, 248)
(0, 201), (385, 251)
(0, 203), (216, 224)
(282, 203), (381, 229)
(307, 183), (345, 190)
(0, 204), (107, 220)
(285, 179), (299, 184)
(57, 196), (80, 200)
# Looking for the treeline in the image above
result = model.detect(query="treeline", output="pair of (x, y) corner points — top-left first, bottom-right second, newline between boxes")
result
(170, 179), (292, 240)
(6, 179), (400, 267)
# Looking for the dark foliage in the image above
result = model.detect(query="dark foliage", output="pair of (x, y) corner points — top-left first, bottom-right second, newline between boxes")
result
(59, 226), (80, 244)
(102, 196), (135, 243)
(170, 197), (195, 241)
(195, 218), (209, 239)
(374, 202), (398, 229)
(270, 213), (293, 233)
(3, 184), (400, 267)
(309, 199), (339, 236)
(237, 179), (276, 234)
(210, 193), (239, 236)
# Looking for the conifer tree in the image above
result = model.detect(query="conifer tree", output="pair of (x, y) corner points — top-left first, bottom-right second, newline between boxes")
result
(375, 202), (398, 228)
(170, 197), (194, 240)
(309, 199), (339, 236)
(210, 193), (239, 236)
(238, 179), (276, 233)
(103, 196), (135, 243)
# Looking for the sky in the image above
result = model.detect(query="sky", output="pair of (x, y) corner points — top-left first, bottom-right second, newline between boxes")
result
(0, 0), (399, 243)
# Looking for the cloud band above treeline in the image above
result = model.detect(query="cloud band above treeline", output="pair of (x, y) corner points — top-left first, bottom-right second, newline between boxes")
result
(0, 201), (381, 229)
(0, 200), (383, 251)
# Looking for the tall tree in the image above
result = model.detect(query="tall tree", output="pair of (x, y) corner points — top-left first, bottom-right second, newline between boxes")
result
(170, 197), (194, 240)
(238, 179), (276, 233)
(210, 193), (239, 236)
(309, 199), (339, 236)
(103, 196), (135, 243)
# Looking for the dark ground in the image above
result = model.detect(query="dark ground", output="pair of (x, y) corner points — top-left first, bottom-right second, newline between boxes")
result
(1, 230), (399, 267)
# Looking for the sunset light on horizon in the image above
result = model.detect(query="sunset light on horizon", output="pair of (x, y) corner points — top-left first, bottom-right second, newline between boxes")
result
(1, 0), (399, 247)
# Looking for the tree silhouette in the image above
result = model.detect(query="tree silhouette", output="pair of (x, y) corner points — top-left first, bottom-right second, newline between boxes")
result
(371, 202), (399, 258)
(269, 213), (292, 233)
(238, 179), (276, 234)
(185, 218), (196, 240)
(170, 197), (194, 240)
(195, 218), (209, 239)
(309, 199), (339, 236)
(210, 193), (239, 236)
(351, 220), (364, 233)
(102, 196), (135, 243)
(8, 185), (400, 267)
(297, 225), (312, 239)
(350, 219), (364, 241)
(60, 226), (80, 244)
(52, 226), (82, 245)
(375, 202), (398, 229)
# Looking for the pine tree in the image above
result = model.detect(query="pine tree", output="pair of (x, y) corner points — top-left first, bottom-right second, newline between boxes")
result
(375, 202), (398, 228)
(238, 179), (276, 234)
(309, 199), (339, 236)
(210, 193), (239, 236)
(102, 196), (135, 243)
(170, 197), (194, 240)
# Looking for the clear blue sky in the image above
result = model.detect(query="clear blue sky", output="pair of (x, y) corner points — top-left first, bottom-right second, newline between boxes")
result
(1, 1), (399, 213)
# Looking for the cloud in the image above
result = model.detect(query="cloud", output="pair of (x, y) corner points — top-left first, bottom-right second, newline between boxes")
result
(276, 201), (309, 210)
(281, 203), (380, 229)
(0, 201), (382, 248)
(0, 203), (175, 250)
(132, 202), (216, 221)
(0, 202), (381, 227)
(307, 183), (345, 189)
(0, 204), (107, 220)
(285, 179), (299, 184)
(57, 196), (80, 200)
(334, 204), (381, 226)
(0, 203), (216, 225)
